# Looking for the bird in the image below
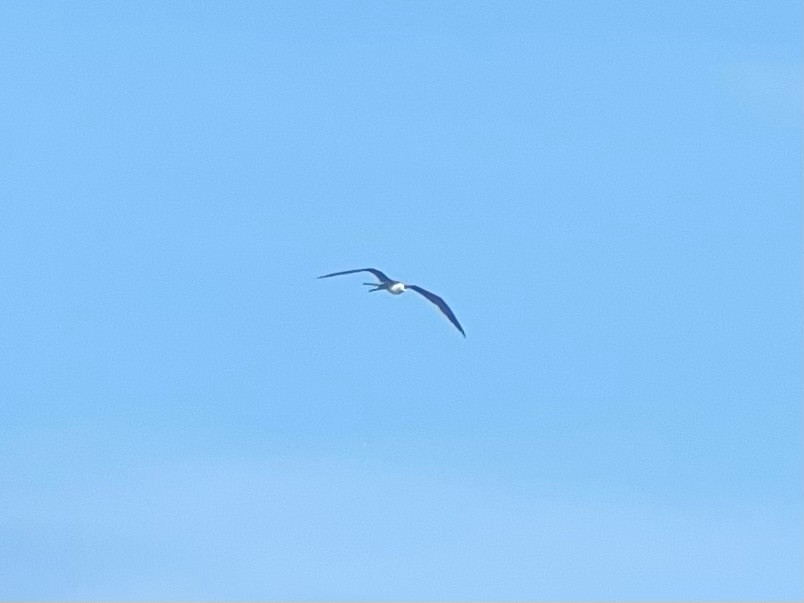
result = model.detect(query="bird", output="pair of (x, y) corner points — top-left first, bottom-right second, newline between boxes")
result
(317, 268), (466, 337)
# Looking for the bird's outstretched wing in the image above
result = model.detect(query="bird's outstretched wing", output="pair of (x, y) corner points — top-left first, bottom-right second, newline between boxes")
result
(317, 268), (391, 283)
(408, 285), (466, 337)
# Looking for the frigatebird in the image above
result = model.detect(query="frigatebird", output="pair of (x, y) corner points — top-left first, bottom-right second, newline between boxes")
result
(317, 268), (466, 337)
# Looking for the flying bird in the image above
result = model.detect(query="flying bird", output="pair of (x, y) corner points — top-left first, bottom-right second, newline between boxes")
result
(317, 268), (466, 337)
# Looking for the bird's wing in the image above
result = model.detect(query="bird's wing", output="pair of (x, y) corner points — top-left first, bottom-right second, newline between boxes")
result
(317, 268), (391, 282)
(408, 285), (466, 337)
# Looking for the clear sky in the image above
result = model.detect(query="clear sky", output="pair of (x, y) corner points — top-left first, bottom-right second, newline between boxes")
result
(1, 1), (801, 599)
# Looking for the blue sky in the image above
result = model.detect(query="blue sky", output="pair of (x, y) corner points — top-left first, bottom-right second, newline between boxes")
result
(0, 1), (801, 599)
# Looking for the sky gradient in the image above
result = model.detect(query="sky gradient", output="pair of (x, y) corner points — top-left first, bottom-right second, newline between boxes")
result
(1, 1), (802, 599)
